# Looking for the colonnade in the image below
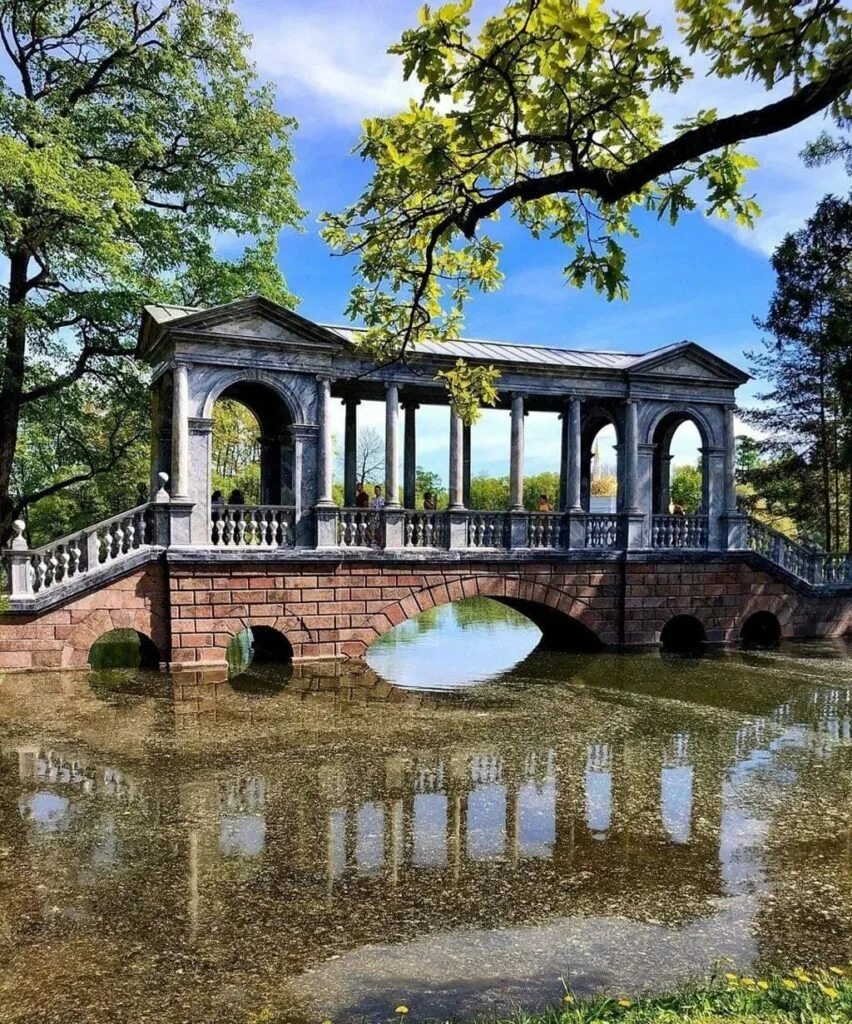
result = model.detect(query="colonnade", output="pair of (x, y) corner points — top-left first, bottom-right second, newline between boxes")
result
(329, 383), (597, 513)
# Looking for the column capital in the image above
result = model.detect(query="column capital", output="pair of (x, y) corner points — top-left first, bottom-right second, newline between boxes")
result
(401, 400), (420, 411)
(385, 380), (401, 392)
(316, 374), (333, 386)
(341, 396), (361, 407)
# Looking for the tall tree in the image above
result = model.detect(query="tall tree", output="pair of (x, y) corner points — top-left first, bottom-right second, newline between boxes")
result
(323, 0), (852, 418)
(0, 0), (302, 541)
(746, 195), (852, 550)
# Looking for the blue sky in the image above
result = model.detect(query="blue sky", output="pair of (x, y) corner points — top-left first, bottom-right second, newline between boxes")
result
(234, 0), (845, 479)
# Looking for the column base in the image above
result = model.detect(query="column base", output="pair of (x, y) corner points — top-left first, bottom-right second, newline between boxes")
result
(621, 511), (647, 549)
(315, 506), (339, 547)
(721, 511), (748, 550)
(507, 511), (529, 549)
(383, 508), (405, 549)
(447, 510), (469, 549)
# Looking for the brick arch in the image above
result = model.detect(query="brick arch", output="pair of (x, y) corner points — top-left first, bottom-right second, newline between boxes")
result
(732, 593), (795, 641)
(63, 606), (167, 669)
(351, 573), (616, 658)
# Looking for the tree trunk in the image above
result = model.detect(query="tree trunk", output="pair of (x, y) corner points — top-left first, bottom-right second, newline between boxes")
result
(0, 248), (30, 546)
(818, 351), (832, 550)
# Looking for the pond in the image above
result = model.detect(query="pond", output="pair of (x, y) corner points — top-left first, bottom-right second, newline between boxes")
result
(0, 598), (851, 1024)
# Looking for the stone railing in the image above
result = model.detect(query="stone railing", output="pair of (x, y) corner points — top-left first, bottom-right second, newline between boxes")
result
(404, 511), (448, 548)
(468, 512), (509, 549)
(527, 512), (565, 549)
(746, 516), (852, 586)
(210, 505), (295, 548)
(651, 514), (709, 549)
(746, 517), (820, 582)
(821, 552), (852, 584)
(337, 508), (375, 548)
(25, 505), (154, 595)
(584, 513), (620, 549)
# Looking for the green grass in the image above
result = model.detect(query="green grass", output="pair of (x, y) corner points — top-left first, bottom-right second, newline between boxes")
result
(333, 971), (852, 1024)
(494, 970), (852, 1024)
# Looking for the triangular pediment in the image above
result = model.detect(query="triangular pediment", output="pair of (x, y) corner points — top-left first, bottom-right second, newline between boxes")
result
(628, 342), (749, 385)
(138, 295), (348, 358)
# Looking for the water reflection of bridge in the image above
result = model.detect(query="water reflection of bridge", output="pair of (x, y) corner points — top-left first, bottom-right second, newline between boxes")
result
(3, 669), (852, 1023)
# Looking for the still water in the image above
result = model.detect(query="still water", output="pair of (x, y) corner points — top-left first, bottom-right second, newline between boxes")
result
(1, 598), (851, 1024)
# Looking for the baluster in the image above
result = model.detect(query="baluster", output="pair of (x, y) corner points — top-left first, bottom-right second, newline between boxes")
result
(35, 555), (48, 592)
(405, 516), (414, 546)
(59, 549), (71, 581)
(69, 539), (81, 576)
(423, 516), (433, 547)
(124, 517), (136, 552)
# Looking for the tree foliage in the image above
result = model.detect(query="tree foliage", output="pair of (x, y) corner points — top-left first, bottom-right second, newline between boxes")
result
(670, 464), (702, 512)
(0, 0), (302, 540)
(211, 398), (261, 503)
(744, 194), (852, 550)
(323, 0), (851, 415)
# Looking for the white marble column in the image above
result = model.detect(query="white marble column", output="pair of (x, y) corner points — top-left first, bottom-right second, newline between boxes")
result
(316, 377), (334, 506)
(623, 398), (639, 513)
(171, 363), (190, 500)
(509, 393), (525, 510)
(385, 383), (401, 507)
(449, 409), (465, 509)
(563, 395), (582, 512)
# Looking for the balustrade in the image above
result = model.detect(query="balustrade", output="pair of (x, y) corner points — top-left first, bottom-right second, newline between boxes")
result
(584, 514), (619, 549)
(404, 511), (448, 548)
(746, 518), (818, 583)
(821, 553), (852, 585)
(29, 504), (153, 594)
(651, 514), (708, 549)
(527, 512), (566, 549)
(467, 512), (509, 549)
(337, 508), (374, 548)
(210, 506), (295, 548)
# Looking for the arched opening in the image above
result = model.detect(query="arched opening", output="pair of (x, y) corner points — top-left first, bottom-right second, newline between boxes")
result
(226, 625), (293, 691)
(740, 611), (782, 649)
(581, 409), (619, 513)
(496, 598), (603, 652)
(660, 615), (706, 656)
(651, 413), (708, 516)
(366, 597), (541, 688)
(88, 629), (159, 670)
(366, 596), (603, 688)
(211, 381), (294, 509)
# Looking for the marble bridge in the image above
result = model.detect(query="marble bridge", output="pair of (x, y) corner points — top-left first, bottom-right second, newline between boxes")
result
(2, 296), (851, 671)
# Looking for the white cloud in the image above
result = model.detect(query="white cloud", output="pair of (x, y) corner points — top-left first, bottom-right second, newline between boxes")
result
(243, 3), (419, 126)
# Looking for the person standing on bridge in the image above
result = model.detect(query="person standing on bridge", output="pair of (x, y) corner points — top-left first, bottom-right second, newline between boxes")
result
(354, 481), (370, 509)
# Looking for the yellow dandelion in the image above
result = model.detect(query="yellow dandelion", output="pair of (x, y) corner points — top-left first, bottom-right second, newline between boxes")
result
(395, 1007), (409, 1016)
(782, 980), (797, 990)
(757, 981), (769, 990)
(617, 999), (632, 1008)
(562, 994), (575, 1005)
(793, 969), (812, 982)
(725, 974), (738, 984)
(819, 985), (839, 1000)
(829, 967), (845, 976)
(740, 977), (756, 987)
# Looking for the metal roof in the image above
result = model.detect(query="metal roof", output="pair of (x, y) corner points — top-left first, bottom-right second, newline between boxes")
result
(324, 326), (634, 370)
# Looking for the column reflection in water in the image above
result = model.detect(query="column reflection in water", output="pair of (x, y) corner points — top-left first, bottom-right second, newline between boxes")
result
(328, 807), (347, 881)
(356, 801), (385, 874)
(517, 750), (557, 859)
(585, 743), (612, 839)
(661, 734), (694, 845)
(218, 776), (267, 859)
(466, 754), (506, 860)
